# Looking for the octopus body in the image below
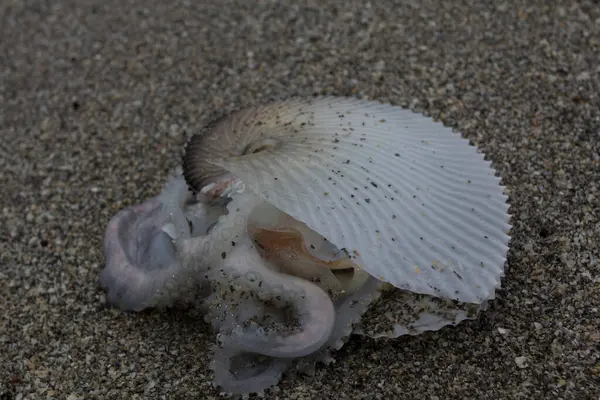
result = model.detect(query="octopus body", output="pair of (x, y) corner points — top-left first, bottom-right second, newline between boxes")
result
(99, 97), (510, 397)
(100, 169), (484, 396)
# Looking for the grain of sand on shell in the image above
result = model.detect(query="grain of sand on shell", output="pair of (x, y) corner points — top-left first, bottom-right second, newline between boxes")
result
(1, 1), (599, 399)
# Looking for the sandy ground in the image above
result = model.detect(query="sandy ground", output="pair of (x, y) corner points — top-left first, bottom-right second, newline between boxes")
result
(1, 1), (599, 399)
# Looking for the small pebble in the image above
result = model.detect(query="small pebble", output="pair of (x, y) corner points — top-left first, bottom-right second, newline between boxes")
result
(515, 357), (528, 369)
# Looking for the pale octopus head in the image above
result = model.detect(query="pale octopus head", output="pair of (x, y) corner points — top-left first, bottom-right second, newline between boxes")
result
(99, 97), (511, 397)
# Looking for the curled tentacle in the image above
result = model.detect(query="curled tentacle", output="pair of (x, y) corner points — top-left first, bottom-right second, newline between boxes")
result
(175, 183), (338, 395)
(100, 169), (221, 311)
(202, 242), (335, 396)
(243, 199), (384, 372)
(216, 240), (335, 359)
(294, 276), (384, 374)
(100, 196), (179, 311)
(210, 340), (291, 397)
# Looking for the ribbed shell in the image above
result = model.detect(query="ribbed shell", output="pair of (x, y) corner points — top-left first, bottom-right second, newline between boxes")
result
(183, 97), (511, 304)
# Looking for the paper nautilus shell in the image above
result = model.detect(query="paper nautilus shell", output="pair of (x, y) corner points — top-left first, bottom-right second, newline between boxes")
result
(99, 97), (511, 397)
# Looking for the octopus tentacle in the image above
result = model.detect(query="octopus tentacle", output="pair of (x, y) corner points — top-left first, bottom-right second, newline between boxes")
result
(179, 184), (337, 358)
(180, 180), (335, 357)
(100, 202), (195, 311)
(173, 184), (338, 396)
(216, 240), (335, 358)
(100, 196), (178, 311)
(210, 342), (291, 397)
(294, 276), (384, 374)
(100, 169), (224, 311)
(242, 199), (386, 371)
(199, 267), (294, 396)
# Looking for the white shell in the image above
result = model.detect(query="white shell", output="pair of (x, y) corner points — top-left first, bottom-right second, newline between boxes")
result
(202, 97), (510, 304)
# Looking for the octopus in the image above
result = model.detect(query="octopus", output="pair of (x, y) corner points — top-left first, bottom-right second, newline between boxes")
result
(99, 97), (511, 397)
